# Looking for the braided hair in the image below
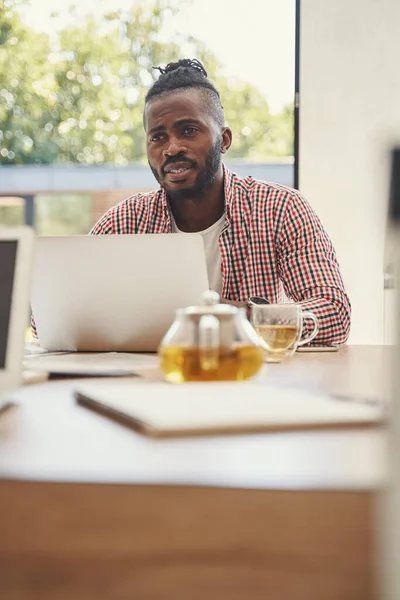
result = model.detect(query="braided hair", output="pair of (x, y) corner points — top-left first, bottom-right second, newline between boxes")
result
(144, 58), (224, 128)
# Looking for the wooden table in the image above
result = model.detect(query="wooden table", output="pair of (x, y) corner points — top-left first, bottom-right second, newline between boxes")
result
(0, 346), (388, 600)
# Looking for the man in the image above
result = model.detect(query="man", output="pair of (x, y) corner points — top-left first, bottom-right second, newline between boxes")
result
(34, 58), (351, 344)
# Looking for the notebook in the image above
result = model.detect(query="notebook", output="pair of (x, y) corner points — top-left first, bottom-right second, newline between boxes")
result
(74, 380), (384, 438)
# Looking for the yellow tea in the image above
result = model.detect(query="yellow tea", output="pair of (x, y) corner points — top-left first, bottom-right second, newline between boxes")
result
(159, 344), (264, 383)
(255, 324), (298, 352)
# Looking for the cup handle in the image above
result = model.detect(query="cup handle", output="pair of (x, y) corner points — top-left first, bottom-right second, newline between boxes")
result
(297, 312), (319, 346)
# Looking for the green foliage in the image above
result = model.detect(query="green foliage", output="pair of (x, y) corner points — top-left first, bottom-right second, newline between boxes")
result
(0, 0), (293, 165)
(0, 0), (59, 163)
(0, 203), (24, 225)
(35, 193), (92, 235)
(0, 193), (91, 232)
(52, 1), (186, 164)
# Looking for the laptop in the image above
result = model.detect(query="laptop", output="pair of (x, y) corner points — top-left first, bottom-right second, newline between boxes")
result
(0, 226), (35, 404)
(30, 234), (209, 352)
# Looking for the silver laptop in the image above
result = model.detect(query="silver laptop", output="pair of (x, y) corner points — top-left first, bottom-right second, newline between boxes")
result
(0, 227), (35, 403)
(30, 234), (209, 352)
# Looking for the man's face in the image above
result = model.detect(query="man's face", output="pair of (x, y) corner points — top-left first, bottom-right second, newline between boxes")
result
(144, 88), (229, 200)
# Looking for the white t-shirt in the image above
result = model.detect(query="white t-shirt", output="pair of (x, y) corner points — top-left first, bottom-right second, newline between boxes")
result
(171, 212), (226, 294)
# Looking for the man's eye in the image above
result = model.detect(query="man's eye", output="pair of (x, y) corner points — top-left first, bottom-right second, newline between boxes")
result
(150, 134), (164, 142)
(184, 126), (197, 135)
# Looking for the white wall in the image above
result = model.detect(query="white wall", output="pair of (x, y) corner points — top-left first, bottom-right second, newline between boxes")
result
(299, 0), (400, 344)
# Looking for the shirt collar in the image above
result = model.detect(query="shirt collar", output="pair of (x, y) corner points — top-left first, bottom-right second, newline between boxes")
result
(158, 186), (171, 225)
(222, 163), (235, 221)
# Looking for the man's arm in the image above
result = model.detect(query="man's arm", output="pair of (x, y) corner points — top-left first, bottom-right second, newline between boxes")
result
(276, 192), (351, 345)
(31, 315), (38, 342)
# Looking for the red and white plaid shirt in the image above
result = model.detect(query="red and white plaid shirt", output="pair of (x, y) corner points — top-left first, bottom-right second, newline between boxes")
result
(88, 164), (350, 344)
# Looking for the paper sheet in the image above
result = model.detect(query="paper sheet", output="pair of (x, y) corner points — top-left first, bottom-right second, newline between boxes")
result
(23, 352), (159, 376)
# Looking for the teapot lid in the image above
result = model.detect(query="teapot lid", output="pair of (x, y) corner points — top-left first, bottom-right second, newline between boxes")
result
(180, 290), (240, 317)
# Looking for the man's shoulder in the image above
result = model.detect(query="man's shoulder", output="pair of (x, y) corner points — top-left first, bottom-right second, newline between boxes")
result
(90, 188), (163, 234)
(116, 188), (163, 210)
(230, 169), (301, 207)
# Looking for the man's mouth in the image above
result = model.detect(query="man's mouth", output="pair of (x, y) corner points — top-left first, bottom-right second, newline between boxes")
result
(163, 162), (194, 181)
(165, 166), (191, 174)
(164, 162), (193, 174)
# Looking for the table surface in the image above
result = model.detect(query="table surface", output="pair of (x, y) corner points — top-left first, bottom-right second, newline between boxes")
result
(0, 345), (388, 600)
(0, 345), (389, 491)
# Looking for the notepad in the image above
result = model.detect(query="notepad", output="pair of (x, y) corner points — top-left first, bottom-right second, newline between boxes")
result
(74, 380), (385, 438)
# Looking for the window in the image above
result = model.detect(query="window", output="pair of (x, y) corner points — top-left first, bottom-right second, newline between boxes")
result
(0, 0), (296, 230)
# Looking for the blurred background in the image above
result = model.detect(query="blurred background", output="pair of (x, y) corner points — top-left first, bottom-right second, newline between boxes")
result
(0, 0), (295, 235)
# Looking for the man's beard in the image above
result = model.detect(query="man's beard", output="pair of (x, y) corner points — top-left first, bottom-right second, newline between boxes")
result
(149, 140), (221, 202)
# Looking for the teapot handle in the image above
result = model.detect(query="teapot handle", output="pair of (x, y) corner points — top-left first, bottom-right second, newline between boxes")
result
(199, 314), (220, 371)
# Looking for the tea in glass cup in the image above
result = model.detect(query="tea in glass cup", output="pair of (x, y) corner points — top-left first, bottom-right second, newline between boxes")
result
(251, 304), (319, 362)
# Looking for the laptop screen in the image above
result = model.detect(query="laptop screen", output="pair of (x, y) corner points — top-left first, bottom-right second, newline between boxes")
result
(0, 241), (18, 368)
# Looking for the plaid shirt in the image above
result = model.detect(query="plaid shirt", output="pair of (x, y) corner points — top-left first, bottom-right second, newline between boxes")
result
(32, 165), (350, 344)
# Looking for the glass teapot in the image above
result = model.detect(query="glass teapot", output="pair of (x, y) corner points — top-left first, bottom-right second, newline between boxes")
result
(158, 290), (264, 383)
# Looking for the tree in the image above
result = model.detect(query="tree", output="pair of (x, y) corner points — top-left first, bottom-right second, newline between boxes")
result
(0, 0), (293, 165)
(0, 0), (60, 163)
(51, 1), (187, 164)
(267, 103), (294, 158)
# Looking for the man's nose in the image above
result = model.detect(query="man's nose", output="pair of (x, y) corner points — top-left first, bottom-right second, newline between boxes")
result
(163, 138), (187, 156)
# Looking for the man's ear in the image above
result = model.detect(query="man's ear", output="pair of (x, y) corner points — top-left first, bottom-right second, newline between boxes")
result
(220, 127), (232, 154)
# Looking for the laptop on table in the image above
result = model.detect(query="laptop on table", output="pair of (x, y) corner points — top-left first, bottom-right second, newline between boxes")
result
(30, 234), (209, 352)
(0, 227), (34, 406)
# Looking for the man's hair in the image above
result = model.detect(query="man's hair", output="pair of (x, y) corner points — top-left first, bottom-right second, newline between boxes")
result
(144, 58), (224, 128)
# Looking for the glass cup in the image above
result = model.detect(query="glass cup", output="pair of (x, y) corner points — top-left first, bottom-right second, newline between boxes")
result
(251, 304), (319, 363)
